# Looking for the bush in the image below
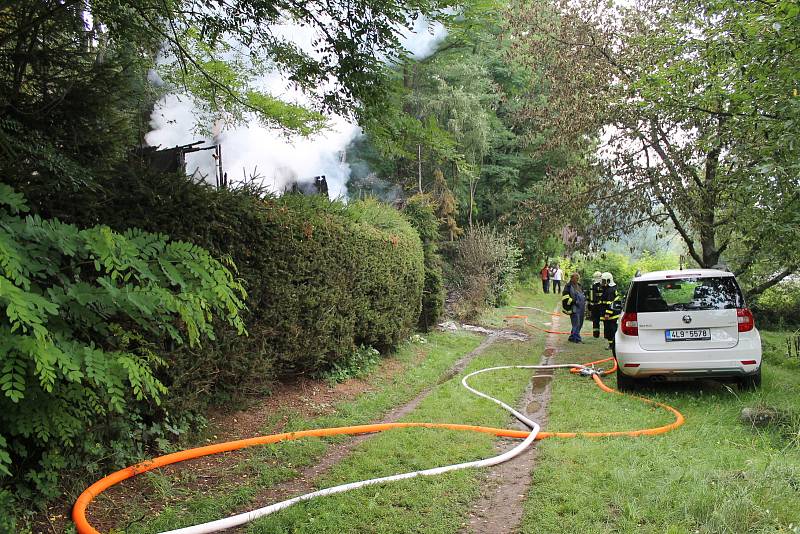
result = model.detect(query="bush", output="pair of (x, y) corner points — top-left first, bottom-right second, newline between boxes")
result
(447, 225), (522, 319)
(43, 172), (425, 382)
(314, 345), (381, 384)
(345, 198), (426, 351)
(0, 184), (246, 502)
(403, 194), (445, 330)
(752, 280), (800, 329)
(558, 251), (678, 291)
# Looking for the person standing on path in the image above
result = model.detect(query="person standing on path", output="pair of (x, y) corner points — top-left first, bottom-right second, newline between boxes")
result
(561, 272), (586, 343)
(589, 271), (603, 339)
(551, 265), (563, 293)
(601, 272), (621, 351)
(540, 263), (550, 294)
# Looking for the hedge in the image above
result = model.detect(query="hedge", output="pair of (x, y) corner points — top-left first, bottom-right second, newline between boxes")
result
(49, 171), (425, 394)
(3, 174), (425, 519)
(403, 194), (445, 331)
(0, 184), (247, 510)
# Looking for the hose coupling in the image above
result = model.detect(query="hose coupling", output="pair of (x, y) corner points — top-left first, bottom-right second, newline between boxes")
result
(579, 367), (597, 377)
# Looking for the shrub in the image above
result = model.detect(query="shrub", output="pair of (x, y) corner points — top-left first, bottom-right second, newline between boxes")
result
(752, 280), (800, 329)
(0, 184), (246, 501)
(447, 225), (522, 319)
(314, 345), (381, 384)
(557, 251), (678, 292)
(403, 194), (445, 330)
(43, 172), (425, 382)
(346, 198), (425, 350)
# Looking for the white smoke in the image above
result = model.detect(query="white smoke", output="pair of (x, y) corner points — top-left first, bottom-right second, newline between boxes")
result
(145, 16), (447, 199)
(400, 16), (448, 59)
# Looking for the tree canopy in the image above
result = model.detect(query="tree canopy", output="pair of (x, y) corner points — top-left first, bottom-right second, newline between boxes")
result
(508, 0), (800, 295)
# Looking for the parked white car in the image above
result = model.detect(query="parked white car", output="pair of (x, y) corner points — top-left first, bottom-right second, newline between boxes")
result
(614, 269), (762, 390)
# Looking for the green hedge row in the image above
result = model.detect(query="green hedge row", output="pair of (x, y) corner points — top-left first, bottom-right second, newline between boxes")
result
(752, 280), (800, 329)
(0, 185), (248, 512)
(403, 194), (445, 331)
(0, 175), (425, 530)
(55, 171), (426, 396)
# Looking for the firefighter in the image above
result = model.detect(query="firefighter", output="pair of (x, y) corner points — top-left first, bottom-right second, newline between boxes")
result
(589, 271), (603, 339)
(601, 272), (620, 351)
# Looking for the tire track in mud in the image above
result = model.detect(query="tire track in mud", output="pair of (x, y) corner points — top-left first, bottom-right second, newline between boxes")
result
(464, 307), (562, 534)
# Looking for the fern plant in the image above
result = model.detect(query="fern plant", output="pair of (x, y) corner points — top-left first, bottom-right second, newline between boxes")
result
(0, 184), (246, 494)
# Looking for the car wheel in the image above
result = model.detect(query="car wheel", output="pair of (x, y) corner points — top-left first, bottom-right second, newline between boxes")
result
(616, 366), (638, 392)
(738, 367), (762, 391)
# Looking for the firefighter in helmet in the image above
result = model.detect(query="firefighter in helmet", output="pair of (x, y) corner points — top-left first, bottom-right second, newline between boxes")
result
(601, 272), (620, 351)
(589, 271), (603, 338)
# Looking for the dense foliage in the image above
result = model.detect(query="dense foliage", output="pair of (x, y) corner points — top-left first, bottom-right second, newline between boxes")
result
(2, 176), (425, 523)
(46, 173), (425, 379)
(0, 184), (246, 506)
(0, 0), (454, 145)
(403, 194), (446, 330)
(556, 251), (680, 294)
(346, 0), (583, 262)
(752, 281), (800, 329)
(509, 0), (800, 295)
(446, 225), (522, 319)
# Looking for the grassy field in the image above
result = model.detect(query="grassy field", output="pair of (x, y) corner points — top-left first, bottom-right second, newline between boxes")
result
(247, 337), (546, 533)
(101, 330), (486, 533)
(522, 327), (800, 533)
(92, 285), (800, 533)
(240, 290), (556, 533)
(110, 289), (554, 533)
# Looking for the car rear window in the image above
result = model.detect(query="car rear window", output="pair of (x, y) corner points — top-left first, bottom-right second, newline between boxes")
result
(626, 277), (744, 312)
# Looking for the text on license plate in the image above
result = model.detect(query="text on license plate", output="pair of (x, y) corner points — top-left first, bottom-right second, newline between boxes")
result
(665, 328), (711, 341)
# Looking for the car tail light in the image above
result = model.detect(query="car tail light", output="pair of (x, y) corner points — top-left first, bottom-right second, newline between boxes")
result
(621, 312), (638, 336)
(740, 360), (757, 365)
(737, 308), (754, 332)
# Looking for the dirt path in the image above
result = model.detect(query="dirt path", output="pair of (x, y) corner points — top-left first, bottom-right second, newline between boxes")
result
(226, 329), (522, 531)
(465, 307), (562, 534)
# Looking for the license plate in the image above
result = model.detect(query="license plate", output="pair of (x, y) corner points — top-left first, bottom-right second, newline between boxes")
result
(665, 328), (711, 341)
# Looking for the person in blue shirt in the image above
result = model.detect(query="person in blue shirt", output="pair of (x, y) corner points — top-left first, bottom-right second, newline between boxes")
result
(561, 272), (586, 343)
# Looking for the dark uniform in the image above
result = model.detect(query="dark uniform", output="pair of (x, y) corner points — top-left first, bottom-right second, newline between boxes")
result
(561, 281), (586, 342)
(601, 284), (621, 350)
(590, 282), (603, 338)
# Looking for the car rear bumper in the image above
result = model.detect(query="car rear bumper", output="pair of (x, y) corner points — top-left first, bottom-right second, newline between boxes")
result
(614, 331), (762, 378)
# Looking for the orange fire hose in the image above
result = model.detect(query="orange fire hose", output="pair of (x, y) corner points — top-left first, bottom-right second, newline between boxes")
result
(73, 351), (684, 534)
(505, 314), (594, 336)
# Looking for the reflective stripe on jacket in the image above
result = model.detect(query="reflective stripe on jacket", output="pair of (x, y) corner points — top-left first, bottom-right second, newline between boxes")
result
(561, 291), (574, 315)
(602, 285), (620, 320)
(590, 283), (603, 306)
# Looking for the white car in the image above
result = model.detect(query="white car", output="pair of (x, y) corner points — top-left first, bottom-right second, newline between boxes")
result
(614, 269), (762, 390)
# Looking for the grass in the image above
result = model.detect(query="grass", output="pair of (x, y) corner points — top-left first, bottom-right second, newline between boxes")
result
(116, 291), (556, 534)
(97, 284), (800, 534)
(247, 339), (548, 533)
(99, 331), (482, 533)
(522, 324), (800, 533)
(479, 283), (552, 328)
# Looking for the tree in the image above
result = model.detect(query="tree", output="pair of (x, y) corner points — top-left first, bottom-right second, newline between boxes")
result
(352, 0), (583, 254)
(0, 0), (456, 211)
(509, 0), (800, 296)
